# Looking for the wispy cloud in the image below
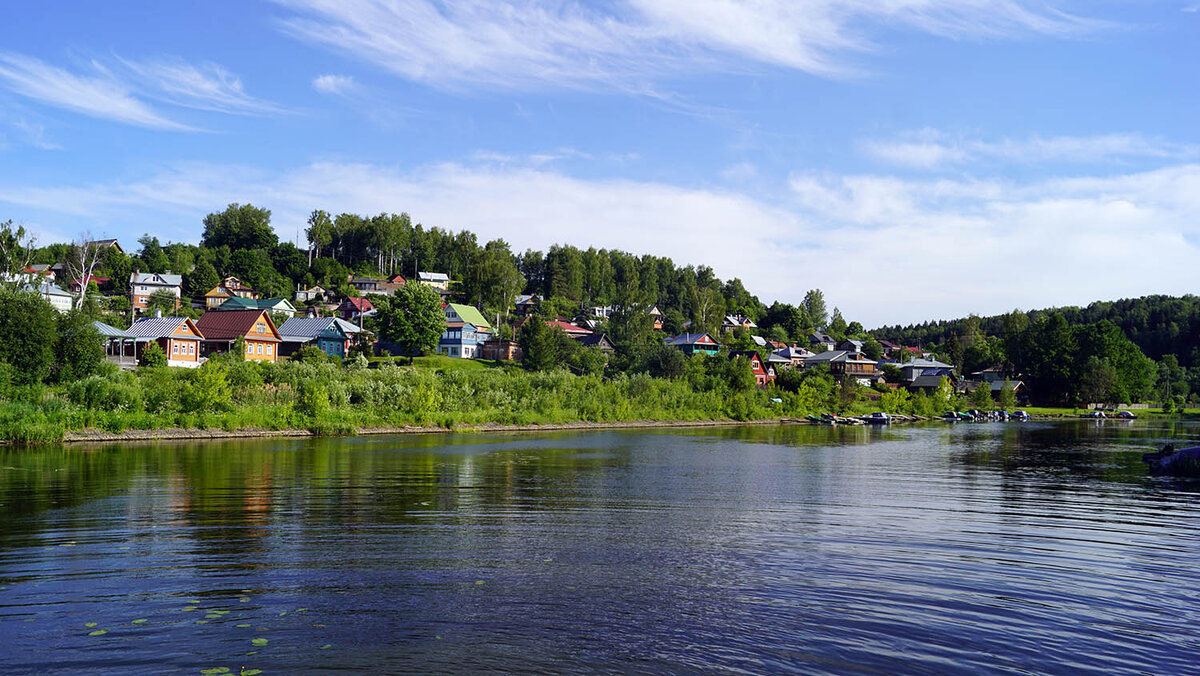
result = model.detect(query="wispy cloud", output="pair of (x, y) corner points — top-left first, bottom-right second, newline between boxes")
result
(272, 0), (1105, 91)
(2, 157), (1198, 325)
(862, 129), (1200, 168)
(117, 58), (285, 115)
(312, 73), (356, 95)
(0, 52), (282, 131)
(0, 52), (196, 131)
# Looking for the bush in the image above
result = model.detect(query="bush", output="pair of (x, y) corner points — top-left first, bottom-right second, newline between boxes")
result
(139, 342), (166, 368)
(294, 379), (330, 418)
(66, 374), (143, 412)
(182, 361), (232, 412)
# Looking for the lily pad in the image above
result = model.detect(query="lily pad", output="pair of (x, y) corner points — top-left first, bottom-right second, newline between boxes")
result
(475, 580), (485, 585)
(242, 670), (263, 676)
(318, 644), (332, 650)
(132, 619), (148, 625)
(88, 629), (107, 637)
(182, 606), (199, 612)
(239, 597), (250, 603)
(84, 622), (98, 628)
(195, 620), (209, 624)
(235, 623), (252, 628)
(251, 638), (268, 647)
(200, 668), (230, 675)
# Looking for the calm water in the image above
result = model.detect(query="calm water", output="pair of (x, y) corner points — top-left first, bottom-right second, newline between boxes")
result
(1, 421), (1199, 675)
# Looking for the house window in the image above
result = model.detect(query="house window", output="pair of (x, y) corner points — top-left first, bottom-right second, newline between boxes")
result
(256, 323), (265, 334)
(246, 344), (253, 355)
(188, 343), (194, 355)
(256, 343), (263, 355)
(266, 344), (273, 356)
(172, 342), (179, 355)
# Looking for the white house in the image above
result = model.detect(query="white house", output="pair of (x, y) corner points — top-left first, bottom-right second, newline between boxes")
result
(21, 281), (74, 312)
(130, 271), (182, 314)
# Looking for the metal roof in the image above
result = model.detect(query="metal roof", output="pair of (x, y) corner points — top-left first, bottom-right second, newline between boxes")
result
(127, 316), (201, 340)
(91, 320), (134, 338)
(278, 316), (346, 339)
(196, 310), (279, 341)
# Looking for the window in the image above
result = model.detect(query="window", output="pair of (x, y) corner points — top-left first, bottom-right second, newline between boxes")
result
(256, 343), (263, 355)
(246, 344), (253, 355)
(266, 344), (273, 356)
(188, 343), (194, 355)
(256, 323), (265, 334)
(172, 342), (179, 355)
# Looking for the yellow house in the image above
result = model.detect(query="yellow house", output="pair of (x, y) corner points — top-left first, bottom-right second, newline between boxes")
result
(205, 276), (259, 310)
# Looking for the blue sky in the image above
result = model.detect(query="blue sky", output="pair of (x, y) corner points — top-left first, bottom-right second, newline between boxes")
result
(1, 0), (1197, 326)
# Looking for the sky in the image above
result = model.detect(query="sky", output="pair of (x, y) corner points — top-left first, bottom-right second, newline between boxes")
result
(0, 0), (1197, 327)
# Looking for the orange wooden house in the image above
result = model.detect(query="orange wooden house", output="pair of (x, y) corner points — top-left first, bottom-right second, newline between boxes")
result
(125, 316), (205, 367)
(195, 309), (282, 362)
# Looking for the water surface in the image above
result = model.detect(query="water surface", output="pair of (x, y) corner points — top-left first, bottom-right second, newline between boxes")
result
(1, 421), (1198, 674)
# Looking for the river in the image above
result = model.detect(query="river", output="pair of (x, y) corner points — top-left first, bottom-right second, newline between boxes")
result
(1, 421), (1198, 674)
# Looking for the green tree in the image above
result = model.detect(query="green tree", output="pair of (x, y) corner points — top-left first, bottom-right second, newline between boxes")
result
(998, 378), (1017, 410)
(802, 289), (827, 329)
(139, 341), (166, 368)
(54, 311), (103, 382)
(306, 209), (334, 264)
(0, 220), (37, 287)
(519, 320), (567, 371)
(145, 289), (179, 315)
(970, 380), (994, 409)
(201, 203), (277, 251)
(863, 336), (884, 360)
(828, 307), (848, 340)
(185, 361), (232, 411)
(136, 235), (170, 273)
(184, 257), (220, 301)
(374, 282), (444, 364)
(0, 289), (57, 384)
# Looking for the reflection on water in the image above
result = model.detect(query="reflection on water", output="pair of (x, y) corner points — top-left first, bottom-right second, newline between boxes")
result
(1, 422), (1198, 674)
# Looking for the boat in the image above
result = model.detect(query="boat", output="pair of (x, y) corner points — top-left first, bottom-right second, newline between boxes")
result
(1143, 445), (1200, 477)
(863, 412), (890, 424)
(1011, 410), (1030, 422)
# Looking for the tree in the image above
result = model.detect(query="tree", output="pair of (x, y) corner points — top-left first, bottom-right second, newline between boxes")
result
(0, 289), (57, 384)
(136, 235), (170, 273)
(184, 257), (220, 301)
(828, 307), (848, 340)
(998, 378), (1017, 411)
(306, 210), (334, 264)
(970, 380), (994, 409)
(0, 220), (36, 289)
(519, 319), (567, 371)
(145, 289), (179, 315)
(139, 341), (166, 368)
(1079, 357), (1118, 406)
(374, 282), (444, 364)
(863, 336), (884, 360)
(54, 311), (103, 382)
(802, 289), (827, 329)
(201, 203), (277, 251)
(62, 235), (105, 310)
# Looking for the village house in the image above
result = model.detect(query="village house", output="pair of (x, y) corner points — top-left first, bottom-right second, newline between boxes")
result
(514, 294), (541, 316)
(277, 316), (359, 359)
(444, 303), (492, 334)
(204, 276), (258, 310)
(480, 338), (524, 361)
(803, 349), (880, 385)
(338, 296), (374, 322)
(439, 321), (484, 359)
(837, 338), (864, 354)
(196, 309), (282, 362)
(349, 275), (405, 297)
(85, 238), (123, 254)
(899, 358), (956, 384)
(665, 332), (720, 356)
(809, 332), (837, 352)
(773, 345), (814, 370)
(963, 379), (1028, 403)
(721, 314), (757, 334)
(68, 275), (108, 294)
(417, 272), (452, 298)
(575, 333), (616, 352)
(21, 281), (74, 312)
(729, 350), (776, 387)
(215, 296), (298, 317)
(125, 315), (203, 367)
(294, 285), (329, 304)
(545, 319), (593, 338)
(130, 271), (182, 313)
(650, 304), (664, 330)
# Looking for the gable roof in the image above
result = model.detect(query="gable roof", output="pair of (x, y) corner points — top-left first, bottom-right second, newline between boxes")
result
(665, 332), (718, 346)
(901, 358), (954, 370)
(92, 320), (133, 338)
(575, 333), (615, 350)
(131, 271), (182, 286)
(196, 310), (280, 342)
(418, 271), (449, 282)
(341, 296), (374, 312)
(545, 319), (591, 335)
(215, 296), (296, 313)
(86, 238), (123, 253)
(127, 316), (203, 340)
(446, 303), (491, 329)
(278, 317), (348, 340)
(21, 281), (72, 297)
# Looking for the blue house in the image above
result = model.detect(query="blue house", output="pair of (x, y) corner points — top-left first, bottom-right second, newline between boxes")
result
(439, 321), (484, 359)
(277, 316), (357, 358)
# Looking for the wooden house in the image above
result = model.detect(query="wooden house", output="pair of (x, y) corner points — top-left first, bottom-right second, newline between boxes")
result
(277, 316), (356, 359)
(729, 350), (776, 387)
(125, 316), (204, 367)
(480, 338), (523, 361)
(205, 276), (259, 310)
(338, 296), (374, 322)
(664, 332), (719, 356)
(195, 309), (282, 362)
(130, 271), (182, 314)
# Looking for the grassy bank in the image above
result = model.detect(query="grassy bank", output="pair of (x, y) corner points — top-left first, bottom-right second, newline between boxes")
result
(0, 356), (843, 444)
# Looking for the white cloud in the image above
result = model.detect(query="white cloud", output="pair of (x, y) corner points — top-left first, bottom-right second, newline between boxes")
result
(272, 0), (1104, 90)
(118, 58), (285, 115)
(2, 159), (1197, 326)
(0, 52), (195, 131)
(863, 129), (1200, 168)
(312, 73), (356, 95)
(0, 52), (282, 131)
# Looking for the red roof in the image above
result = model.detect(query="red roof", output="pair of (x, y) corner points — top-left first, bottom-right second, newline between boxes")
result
(195, 310), (280, 341)
(342, 297), (374, 312)
(71, 275), (109, 287)
(545, 320), (591, 335)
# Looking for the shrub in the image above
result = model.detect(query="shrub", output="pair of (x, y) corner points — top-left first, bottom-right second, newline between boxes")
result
(66, 374), (143, 412)
(294, 379), (330, 418)
(139, 342), (166, 368)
